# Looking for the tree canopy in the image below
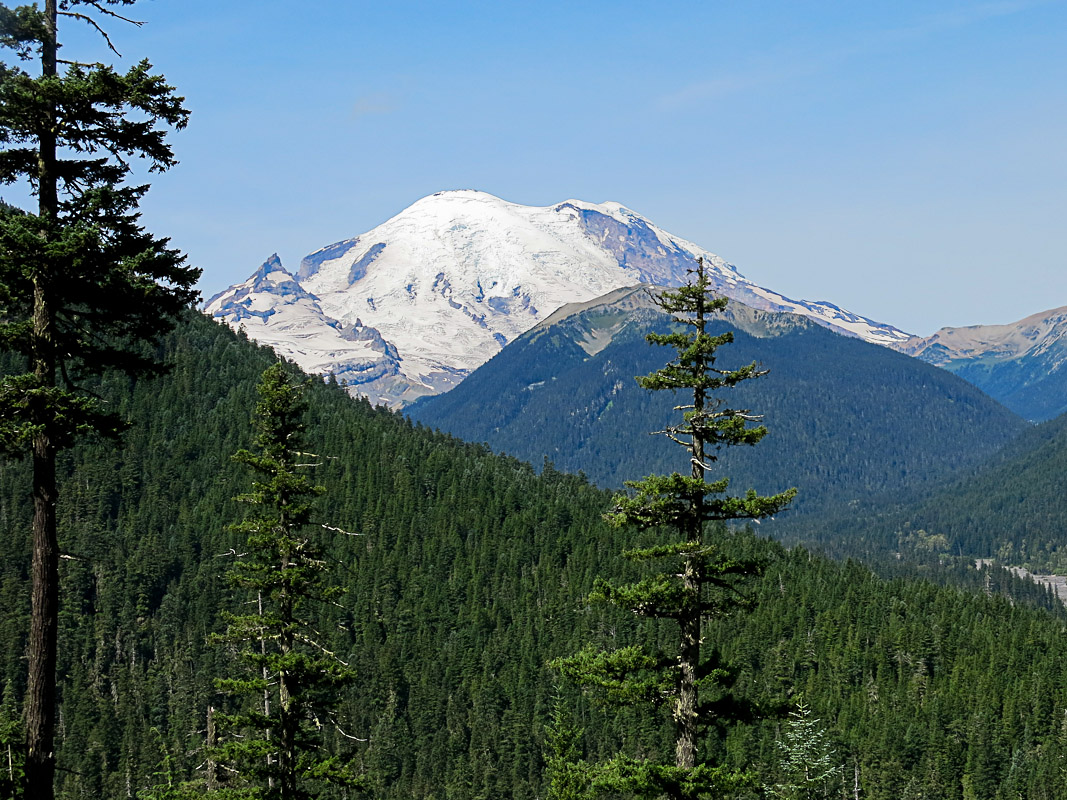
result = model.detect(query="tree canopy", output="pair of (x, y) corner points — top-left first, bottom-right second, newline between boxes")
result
(210, 364), (361, 799)
(553, 259), (796, 798)
(0, 3), (198, 796)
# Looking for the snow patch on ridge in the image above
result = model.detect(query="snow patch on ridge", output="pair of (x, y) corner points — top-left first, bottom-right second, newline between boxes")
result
(206, 190), (911, 407)
(894, 306), (1067, 364)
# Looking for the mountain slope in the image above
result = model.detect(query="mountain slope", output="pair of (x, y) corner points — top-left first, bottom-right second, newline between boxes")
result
(203, 254), (402, 387)
(794, 408), (1067, 569)
(408, 285), (1026, 514)
(3, 312), (1067, 799)
(206, 190), (910, 406)
(893, 306), (1067, 421)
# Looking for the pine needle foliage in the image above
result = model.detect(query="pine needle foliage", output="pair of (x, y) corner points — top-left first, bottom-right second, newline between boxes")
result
(767, 703), (842, 800)
(210, 364), (361, 800)
(0, 4), (198, 797)
(552, 257), (796, 799)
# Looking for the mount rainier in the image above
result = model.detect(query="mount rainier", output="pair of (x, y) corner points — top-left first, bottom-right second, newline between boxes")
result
(206, 190), (910, 407)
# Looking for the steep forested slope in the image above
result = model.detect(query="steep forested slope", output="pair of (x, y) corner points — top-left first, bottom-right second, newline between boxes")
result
(0, 312), (1066, 799)
(943, 352), (1067, 423)
(794, 410), (1067, 570)
(409, 289), (1026, 515)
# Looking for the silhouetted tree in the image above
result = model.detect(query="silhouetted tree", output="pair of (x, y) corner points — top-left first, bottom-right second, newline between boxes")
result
(0, 3), (197, 797)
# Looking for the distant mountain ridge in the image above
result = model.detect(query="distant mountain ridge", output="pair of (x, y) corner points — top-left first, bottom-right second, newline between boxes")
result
(893, 305), (1067, 421)
(409, 284), (1025, 514)
(206, 190), (910, 407)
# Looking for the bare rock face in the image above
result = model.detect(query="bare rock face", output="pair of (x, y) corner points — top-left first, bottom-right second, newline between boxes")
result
(890, 306), (1067, 421)
(207, 190), (910, 408)
(894, 306), (1067, 364)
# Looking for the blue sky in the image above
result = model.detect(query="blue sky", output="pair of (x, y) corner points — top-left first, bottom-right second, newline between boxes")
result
(19, 0), (1067, 335)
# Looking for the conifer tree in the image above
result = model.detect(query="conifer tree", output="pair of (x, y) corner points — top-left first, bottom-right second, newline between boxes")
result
(211, 363), (360, 800)
(553, 257), (796, 799)
(768, 703), (842, 800)
(0, 3), (197, 798)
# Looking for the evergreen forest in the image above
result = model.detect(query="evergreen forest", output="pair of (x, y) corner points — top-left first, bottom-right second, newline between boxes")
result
(789, 409), (1067, 571)
(2, 313), (1067, 798)
(408, 294), (1025, 515)
(3, 6), (1067, 798)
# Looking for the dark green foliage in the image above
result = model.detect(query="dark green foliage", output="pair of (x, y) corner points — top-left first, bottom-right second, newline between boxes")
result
(0, 312), (622, 799)
(210, 364), (360, 799)
(0, 681), (24, 797)
(408, 287), (1026, 515)
(721, 548), (1067, 800)
(789, 409), (1067, 570)
(1, 313), (1067, 798)
(0, 3), (196, 447)
(931, 345), (1067, 423)
(553, 261), (795, 798)
(0, 3), (197, 797)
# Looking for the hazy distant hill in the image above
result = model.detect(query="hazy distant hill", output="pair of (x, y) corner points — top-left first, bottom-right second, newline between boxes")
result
(792, 408), (1067, 569)
(409, 286), (1027, 515)
(894, 305), (1067, 421)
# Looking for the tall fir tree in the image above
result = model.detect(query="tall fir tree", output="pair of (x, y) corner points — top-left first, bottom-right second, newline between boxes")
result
(211, 363), (361, 800)
(0, 3), (198, 798)
(553, 257), (796, 799)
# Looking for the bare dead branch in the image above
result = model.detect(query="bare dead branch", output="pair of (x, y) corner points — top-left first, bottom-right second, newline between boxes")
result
(649, 428), (692, 447)
(293, 451), (337, 460)
(321, 522), (364, 536)
(57, 10), (122, 55)
(56, 57), (107, 68)
(82, 0), (144, 27)
(330, 718), (369, 742)
(296, 633), (350, 666)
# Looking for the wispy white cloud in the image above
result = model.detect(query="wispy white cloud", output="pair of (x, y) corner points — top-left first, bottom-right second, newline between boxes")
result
(351, 93), (397, 119)
(657, 74), (773, 110)
(892, 0), (1052, 40)
(656, 0), (1057, 113)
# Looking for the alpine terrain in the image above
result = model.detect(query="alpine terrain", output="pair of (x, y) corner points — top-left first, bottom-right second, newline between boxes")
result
(408, 284), (1026, 513)
(894, 306), (1067, 421)
(206, 190), (911, 406)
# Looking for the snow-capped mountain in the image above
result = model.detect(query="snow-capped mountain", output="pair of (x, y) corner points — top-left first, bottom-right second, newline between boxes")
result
(204, 255), (401, 388)
(206, 190), (911, 407)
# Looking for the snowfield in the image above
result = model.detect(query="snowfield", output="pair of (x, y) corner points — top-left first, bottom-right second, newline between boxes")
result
(207, 190), (911, 407)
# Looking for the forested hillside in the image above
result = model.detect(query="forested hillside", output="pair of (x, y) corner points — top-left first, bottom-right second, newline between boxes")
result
(933, 348), (1067, 423)
(791, 409), (1067, 571)
(1, 313), (1067, 798)
(409, 289), (1027, 514)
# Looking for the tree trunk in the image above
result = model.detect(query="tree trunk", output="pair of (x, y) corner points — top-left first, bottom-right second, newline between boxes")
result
(675, 257), (708, 771)
(25, 419), (58, 800)
(675, 567), (699, 770)
(206, 706), (219, 792)
(25, 3), (60, 799)
(278, 546), (295, 799)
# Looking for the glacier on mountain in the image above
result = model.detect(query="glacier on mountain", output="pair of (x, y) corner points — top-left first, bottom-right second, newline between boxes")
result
(206, 190), (911, 407)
